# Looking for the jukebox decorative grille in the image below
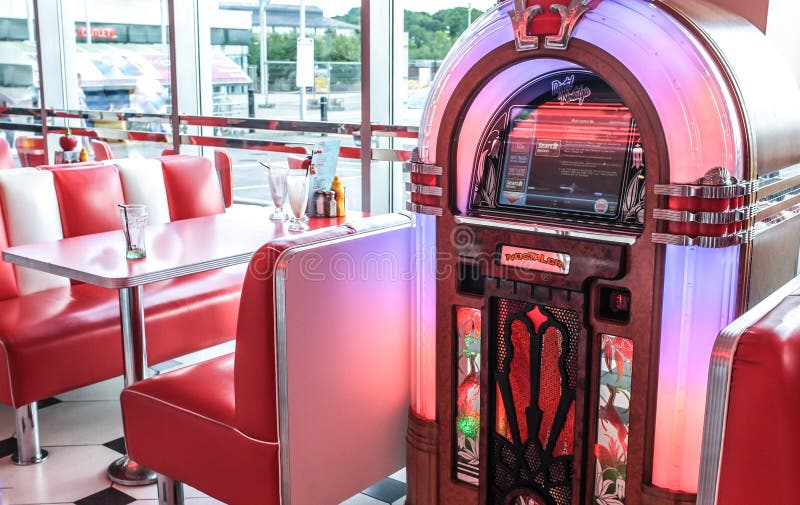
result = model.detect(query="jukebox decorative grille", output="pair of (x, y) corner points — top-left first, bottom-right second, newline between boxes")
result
(490, 298), (579, 505)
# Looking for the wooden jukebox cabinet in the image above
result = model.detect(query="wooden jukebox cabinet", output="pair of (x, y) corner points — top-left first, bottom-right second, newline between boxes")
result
(404, 1), (800, 505)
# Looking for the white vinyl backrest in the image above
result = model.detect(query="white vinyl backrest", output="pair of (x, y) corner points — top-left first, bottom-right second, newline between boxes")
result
(0, 169), (70, 295)
(106, 158), (171, 224)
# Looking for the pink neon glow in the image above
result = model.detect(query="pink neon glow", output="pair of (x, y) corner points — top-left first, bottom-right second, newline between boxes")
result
(411, 214), (438, 419)
(653, 245), (739, 492)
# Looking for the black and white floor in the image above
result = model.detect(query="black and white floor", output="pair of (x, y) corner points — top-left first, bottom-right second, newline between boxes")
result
(0, 342), (406, 505)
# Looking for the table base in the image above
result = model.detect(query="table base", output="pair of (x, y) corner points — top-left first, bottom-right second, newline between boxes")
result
(108, 454), (158, 486)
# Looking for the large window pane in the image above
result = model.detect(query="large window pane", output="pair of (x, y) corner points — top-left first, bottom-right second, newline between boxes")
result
(72, 0), (172, 160)
(391, 2), (494, 211)
(0, 0), (40, 167)
(394, 2), (492, 128)
(208, 1), (362, 208)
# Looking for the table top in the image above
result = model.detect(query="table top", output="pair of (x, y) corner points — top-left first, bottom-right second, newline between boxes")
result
(2, 206), (358, 289)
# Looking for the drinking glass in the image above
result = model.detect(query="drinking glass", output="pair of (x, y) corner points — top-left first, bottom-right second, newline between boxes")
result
(118, 204), (148, 259)
(266, 163), (289, 221)
(286, 171), (310, 232)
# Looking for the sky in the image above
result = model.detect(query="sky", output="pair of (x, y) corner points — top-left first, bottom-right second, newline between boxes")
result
(271, 1), (498, 18)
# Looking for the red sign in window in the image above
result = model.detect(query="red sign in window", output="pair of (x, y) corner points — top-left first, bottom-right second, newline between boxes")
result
(77, 26), (118, 40)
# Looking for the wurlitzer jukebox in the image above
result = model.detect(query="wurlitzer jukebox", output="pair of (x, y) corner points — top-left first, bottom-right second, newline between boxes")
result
(404, 1), (800, 505)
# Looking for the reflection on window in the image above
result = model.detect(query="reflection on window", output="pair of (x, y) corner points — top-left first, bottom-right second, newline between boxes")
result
(76, 1), (171, 119)
(65, 0), (172, 159)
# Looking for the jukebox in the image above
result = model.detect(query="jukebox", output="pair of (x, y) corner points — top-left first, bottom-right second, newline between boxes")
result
(404, 1), (800, 504)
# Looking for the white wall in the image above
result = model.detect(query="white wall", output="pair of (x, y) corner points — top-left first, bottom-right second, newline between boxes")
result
(707, 0), (769, 31)
(703, 0), (799, 85)
(766, 0), (800, 84)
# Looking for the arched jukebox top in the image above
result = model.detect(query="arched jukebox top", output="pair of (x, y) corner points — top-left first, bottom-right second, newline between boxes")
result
(410, 0), (800, 233)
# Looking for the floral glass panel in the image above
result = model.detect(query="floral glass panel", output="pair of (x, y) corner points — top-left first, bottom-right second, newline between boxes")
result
(455, 306), (482, 485)
(594, 334), (633, 505)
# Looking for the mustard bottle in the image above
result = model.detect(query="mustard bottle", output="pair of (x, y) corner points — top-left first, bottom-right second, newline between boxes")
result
(331, 175), (345, 217)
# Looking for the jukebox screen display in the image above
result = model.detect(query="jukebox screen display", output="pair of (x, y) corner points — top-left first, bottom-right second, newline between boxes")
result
(497, 102), (636, 217)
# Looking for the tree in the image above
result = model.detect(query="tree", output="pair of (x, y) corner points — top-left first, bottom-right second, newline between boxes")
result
(404, 7), (484, 61)
(333, 7), (361, 27)
(436, 7), (471, 38)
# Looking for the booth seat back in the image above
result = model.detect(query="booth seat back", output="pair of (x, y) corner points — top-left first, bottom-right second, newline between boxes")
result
(0, 188), (18, 300)
(234, 213), (413, 505)
(157, 155), (225, 220)
(697, 275), (800, 505)
(0, 156), (227, 300)
(107, 155), (227, 222)
(0, 169), (70, 297)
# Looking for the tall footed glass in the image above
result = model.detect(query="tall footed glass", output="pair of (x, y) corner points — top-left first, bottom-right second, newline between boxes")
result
(286, 171), (310, 232)
(265, 163), (289, 221)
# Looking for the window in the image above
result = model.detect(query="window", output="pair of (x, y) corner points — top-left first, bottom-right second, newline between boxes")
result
(0, 0), (40, 165)
(198, 1), (363, 208)
(17, 0), (494, 213)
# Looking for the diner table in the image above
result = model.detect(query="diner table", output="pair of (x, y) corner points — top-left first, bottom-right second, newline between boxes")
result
(1, 205), (356, 486)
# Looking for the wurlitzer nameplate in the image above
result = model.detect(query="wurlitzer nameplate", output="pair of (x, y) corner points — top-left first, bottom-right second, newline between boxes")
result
(498, 245), (571, 275)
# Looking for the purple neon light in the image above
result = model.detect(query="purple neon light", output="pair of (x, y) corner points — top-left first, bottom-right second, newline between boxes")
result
(653, 244), (739, 492)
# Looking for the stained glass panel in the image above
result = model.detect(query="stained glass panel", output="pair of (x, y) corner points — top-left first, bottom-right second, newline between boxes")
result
(455, 306), (482, 485)
(593, 334), (633, 505)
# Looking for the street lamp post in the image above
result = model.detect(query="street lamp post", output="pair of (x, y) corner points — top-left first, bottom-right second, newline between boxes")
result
(84, 0), (92, 45)
(298, 0), (306, 120)
(259, 0), (271, 108)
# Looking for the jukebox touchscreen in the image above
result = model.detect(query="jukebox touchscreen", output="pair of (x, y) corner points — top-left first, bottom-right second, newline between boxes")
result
(498, 103), (636, 217)
(471, 71), (646, 230)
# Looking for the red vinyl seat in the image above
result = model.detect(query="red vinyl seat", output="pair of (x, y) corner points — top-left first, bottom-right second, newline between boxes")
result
(214, 150), (233, 208)
(90, 139), (114, 161)
(697, 276), (800, 504)
(0, 158), (242, 464)
(14, 136), (46, 167)
(122, 226), (351, 505)
(0, 137), (13, 169)
(158, 155), (226, 220)
(122, 214), (413, 505)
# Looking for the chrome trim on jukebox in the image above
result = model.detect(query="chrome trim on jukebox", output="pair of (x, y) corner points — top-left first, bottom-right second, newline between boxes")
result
(455, 216), (637, 245)
(652, 206), (758, 224)
(405, 182), (443, 197)
(756, 166), (800, 201)
(651, 231), (756, 248)
(654, 181), (757, 199)
(545, 0), (597, 50)
(509, 0), (543, 51)
(754, 201), (800, 233)
(406, 202), (443, 216)
(755, 193), (800, 223)
(696, 275), (800, 505)
(404, 162), (443, 176)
